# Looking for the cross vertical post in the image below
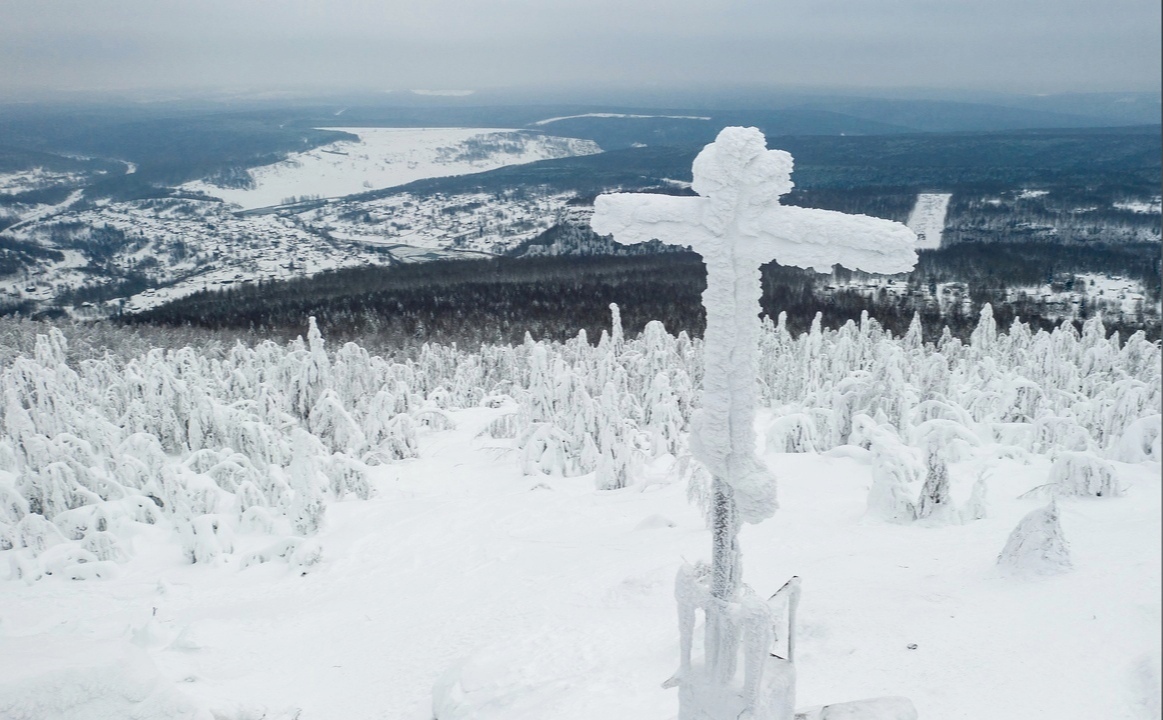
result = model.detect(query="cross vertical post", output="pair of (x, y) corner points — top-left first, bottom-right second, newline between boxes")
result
(592, 126), (918, 719)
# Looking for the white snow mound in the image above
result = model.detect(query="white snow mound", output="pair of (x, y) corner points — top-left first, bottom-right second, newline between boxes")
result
(0, 635), (210, 720)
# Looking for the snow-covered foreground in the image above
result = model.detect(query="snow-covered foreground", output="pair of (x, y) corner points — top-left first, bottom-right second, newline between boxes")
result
(0, 311), (1159, 719)
(2, 414), (1159, 720)
(182, 128), (601, 210)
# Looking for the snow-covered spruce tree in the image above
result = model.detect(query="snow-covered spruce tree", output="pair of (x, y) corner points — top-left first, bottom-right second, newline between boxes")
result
(286, 317), (333, 420)
(915, 438), (954, 523)
(284, 429), (328, 537)
(644, 371), (685, 458)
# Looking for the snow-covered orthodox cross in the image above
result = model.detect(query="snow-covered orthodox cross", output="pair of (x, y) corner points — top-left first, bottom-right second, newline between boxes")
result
(592, 126), (918, 719)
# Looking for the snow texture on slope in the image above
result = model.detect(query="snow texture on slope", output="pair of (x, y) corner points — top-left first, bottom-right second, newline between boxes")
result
(0, 635), (210, 720)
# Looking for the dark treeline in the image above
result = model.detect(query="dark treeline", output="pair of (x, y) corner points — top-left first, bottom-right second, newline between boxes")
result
(0, 236), (65, 277)
(912, 242), (1161, 299)
(781, 187), (918, 223)
(124, 242), (1161, 351)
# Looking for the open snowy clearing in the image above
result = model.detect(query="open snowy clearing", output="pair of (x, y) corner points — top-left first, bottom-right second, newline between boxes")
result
(906, 193), (952, 250)
(181, 128), (601, 210)
(1115, 198), (1162, 215)
(1, 411), (1159, 720)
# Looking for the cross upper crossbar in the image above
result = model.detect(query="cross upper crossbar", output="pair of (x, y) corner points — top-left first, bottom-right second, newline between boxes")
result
(591, 126), (918, 275)
(591, 126), (918, 524)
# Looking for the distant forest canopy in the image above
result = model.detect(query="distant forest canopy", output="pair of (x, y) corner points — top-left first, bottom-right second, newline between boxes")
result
(124, 241), (1161, 351)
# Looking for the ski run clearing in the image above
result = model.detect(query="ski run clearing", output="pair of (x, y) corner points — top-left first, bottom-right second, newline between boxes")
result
(906, 193), (952, 250)
(0, 310), (1159, 720)
(181, 128), (602, 210)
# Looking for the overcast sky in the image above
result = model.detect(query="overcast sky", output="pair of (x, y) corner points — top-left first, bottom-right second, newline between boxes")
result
(2, 0), (1159, 97)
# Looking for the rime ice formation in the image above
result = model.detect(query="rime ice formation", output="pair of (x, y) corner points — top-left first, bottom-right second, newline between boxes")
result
(593, 126), (917, 523)
(592, 127), (918, 720)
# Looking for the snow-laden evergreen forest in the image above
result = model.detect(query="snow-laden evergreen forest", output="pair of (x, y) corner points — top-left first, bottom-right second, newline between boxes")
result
(0, 307), (1159, 719)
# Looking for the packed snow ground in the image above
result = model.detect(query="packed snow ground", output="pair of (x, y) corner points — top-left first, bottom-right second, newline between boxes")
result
(4, 425), (1158, 720)
(0, 311), (1159, 719)
(181, 128), (601, 210)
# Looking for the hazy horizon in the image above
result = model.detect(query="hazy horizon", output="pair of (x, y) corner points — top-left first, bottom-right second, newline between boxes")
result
(2, 0), (1160, 99)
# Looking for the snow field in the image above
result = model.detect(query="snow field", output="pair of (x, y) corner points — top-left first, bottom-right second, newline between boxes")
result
(181, 128), (601, 210)
(0, 308), (1159, 719)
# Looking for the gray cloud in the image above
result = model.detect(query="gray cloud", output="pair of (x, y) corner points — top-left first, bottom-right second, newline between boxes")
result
(1, 0), (1159, 95)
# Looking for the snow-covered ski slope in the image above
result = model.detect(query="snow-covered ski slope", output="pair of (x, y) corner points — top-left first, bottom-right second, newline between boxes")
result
(906, 193), (952, 250)
(182, 128), (601, 210)
(0, 313), (1159, 720)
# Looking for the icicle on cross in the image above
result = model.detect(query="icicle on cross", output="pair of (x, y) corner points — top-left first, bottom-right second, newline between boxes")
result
(592, 127), (917, 720)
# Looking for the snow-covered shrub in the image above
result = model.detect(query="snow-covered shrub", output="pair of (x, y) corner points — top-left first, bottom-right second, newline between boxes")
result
(766, 413), (819, 454)
(1109, 415), (1162, 463)
(852, 415), (921, 524)
(960, 473), (989, 522)
(309, 390), (367, 455)
(998, 500), (1072, 576)
(481, 413), (520, 439)
(1047, 452), (1122, 498)
(520, 423), (574, 477)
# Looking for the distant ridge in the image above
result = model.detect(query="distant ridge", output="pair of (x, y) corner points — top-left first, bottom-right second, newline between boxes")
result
(798, 98), (1155, 133)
